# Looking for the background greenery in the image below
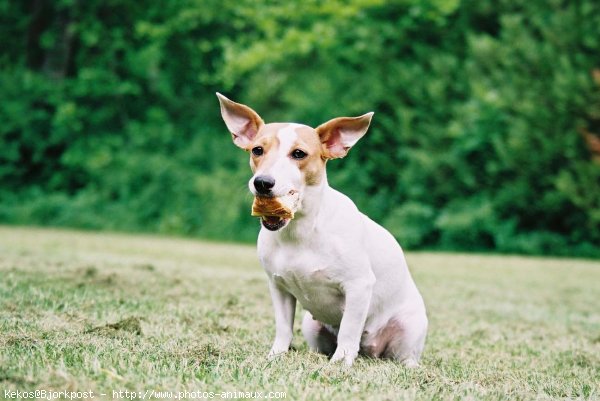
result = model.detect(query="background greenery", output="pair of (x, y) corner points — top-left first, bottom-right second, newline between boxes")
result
(1, 0), (599, 257)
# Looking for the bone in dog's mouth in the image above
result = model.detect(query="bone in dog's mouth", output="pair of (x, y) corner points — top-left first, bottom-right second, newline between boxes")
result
(251, 190), (299, 231)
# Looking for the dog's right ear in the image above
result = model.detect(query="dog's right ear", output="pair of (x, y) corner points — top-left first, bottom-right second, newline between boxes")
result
(316, 112), (374, 159)
(216, 92), (264, 149)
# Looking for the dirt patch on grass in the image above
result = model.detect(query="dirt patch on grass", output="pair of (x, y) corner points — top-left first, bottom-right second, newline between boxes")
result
(172, 342), (222, 369)
(85, 317), (143, 336)
(1, 334), (40, 349)
(134, 263), (156, 271)
(81, 266), (98, 277)
(0, 370), (36, 386)
(75, 265), (121, 288)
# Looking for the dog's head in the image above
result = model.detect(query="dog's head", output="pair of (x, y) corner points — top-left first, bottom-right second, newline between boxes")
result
(217, 93), (373, 231)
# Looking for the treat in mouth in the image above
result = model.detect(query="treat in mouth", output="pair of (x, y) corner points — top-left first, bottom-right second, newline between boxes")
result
(251, 191), (299, 231)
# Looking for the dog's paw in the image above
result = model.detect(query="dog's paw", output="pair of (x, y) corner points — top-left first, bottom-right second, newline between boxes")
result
(267, 346), (288, 360)
(401, 358), (419, 368)
(330, 347), (357, 366)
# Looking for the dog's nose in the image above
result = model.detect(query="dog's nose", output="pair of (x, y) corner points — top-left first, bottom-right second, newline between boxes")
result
(254, 175), (275, 195)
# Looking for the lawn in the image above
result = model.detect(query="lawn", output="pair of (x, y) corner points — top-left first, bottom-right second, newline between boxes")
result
(0, 226), (598, 401)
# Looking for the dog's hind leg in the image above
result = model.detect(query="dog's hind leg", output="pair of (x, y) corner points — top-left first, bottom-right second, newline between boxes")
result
(301, 311), (337, 356)
(382, 311), (428, 367)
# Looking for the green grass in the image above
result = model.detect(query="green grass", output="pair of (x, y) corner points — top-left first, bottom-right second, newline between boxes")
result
(1, 226), (599, 401)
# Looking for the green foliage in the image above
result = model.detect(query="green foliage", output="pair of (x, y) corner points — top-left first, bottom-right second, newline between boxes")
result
(1, 0), (599, 256)
(384, 202), (436, 249)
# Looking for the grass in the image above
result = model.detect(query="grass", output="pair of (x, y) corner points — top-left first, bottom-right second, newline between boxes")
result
(0, 225), (599, 401)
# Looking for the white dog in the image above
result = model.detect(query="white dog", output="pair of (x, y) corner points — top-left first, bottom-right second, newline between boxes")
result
(217, 93), (428, 366)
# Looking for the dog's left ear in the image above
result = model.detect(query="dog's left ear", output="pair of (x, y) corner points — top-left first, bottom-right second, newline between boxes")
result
(216, 92), (264, 149)
(316, 112), (374, 159)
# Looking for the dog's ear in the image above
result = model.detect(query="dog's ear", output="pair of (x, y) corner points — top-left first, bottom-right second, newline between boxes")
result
(316, 112), (374, 159)
(216, 92), (264, 149)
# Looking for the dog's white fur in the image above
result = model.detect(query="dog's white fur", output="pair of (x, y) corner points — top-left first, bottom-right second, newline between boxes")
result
(217, 93), (428, 366)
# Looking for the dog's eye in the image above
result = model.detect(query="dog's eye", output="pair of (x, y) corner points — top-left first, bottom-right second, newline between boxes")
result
(251, 146), (264, 156)
(291, 149), (307, 160)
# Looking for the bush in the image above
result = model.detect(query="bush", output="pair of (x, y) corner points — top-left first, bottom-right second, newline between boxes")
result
(384, 202), (436, 249)
(1, 0), (599, 257)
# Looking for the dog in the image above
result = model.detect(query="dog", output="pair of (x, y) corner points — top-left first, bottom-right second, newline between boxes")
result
(216, 93), (428, 366)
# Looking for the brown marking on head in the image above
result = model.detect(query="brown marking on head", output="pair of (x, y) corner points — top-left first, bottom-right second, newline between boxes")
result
(248, 123), (326, 186)
(248, 123), (285, 173)
(292, 125), (326, 186)
(217, 93), (374, 191)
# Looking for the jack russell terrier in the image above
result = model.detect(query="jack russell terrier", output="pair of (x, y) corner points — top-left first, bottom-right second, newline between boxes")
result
(217, 93), (428, 366)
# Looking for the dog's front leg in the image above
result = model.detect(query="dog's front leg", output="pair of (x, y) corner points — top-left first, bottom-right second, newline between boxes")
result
(267, 279), (296, 359)
(330, 275), (375, 366)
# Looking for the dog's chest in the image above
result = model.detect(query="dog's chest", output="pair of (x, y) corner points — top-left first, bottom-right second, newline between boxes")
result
(261, 243), (345, 325)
